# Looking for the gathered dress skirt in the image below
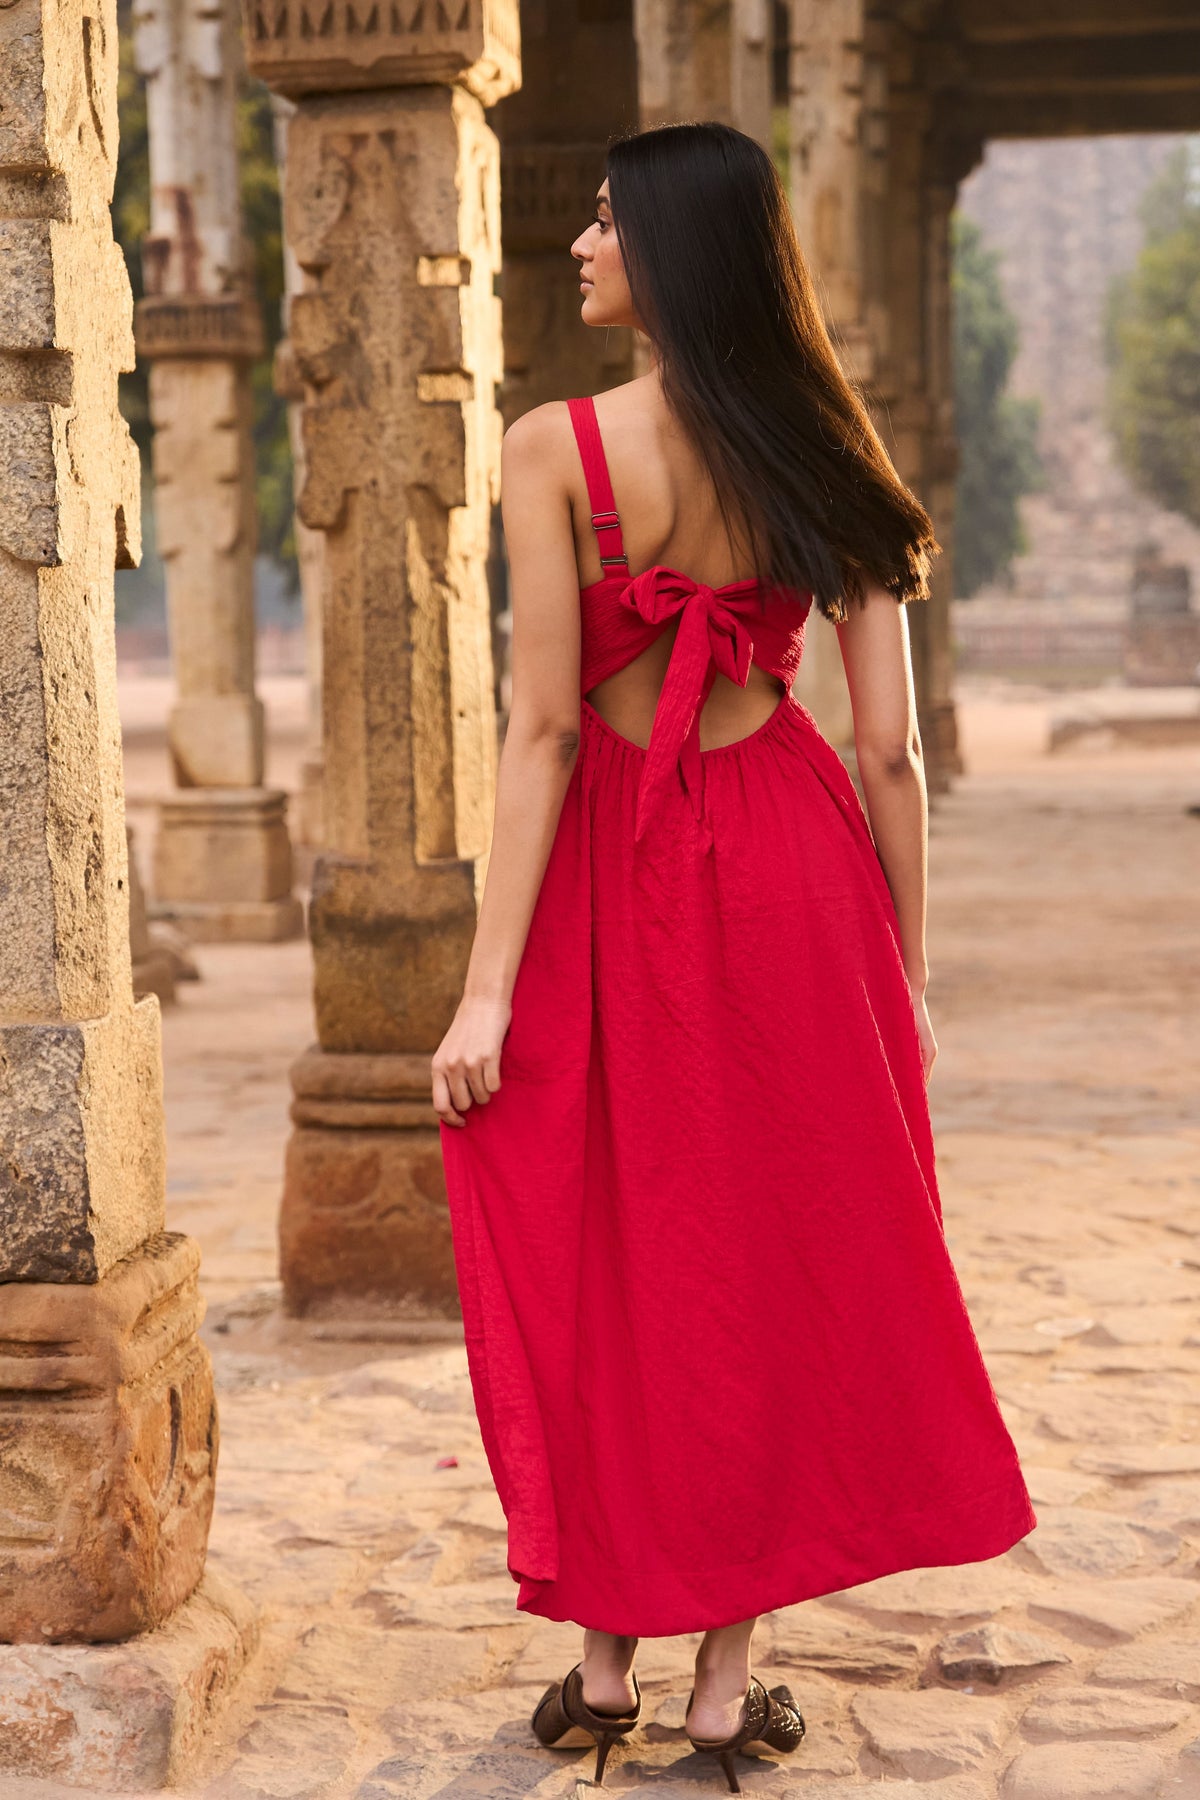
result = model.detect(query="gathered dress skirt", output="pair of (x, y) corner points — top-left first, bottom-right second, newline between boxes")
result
(440, 686), (1036, 1636)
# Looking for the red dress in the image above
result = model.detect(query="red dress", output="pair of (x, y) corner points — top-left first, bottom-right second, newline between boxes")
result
(439, 395), (1036, 1636)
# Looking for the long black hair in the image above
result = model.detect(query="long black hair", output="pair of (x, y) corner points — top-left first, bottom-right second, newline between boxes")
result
(605, 122), (939, 621)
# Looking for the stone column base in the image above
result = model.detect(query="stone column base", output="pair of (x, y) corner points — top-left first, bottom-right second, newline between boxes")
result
(153, 787), (302, 941)
(279, 1047), (460, 1318)
(0, 1570), (260, 1790)
(0, 1233), (216, 1642)
(150, 894), (306, 943)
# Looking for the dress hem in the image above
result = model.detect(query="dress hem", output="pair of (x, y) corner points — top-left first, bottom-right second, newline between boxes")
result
(509, 1476), (1037, 1638)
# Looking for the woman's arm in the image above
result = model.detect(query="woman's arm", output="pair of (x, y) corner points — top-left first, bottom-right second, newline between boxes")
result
(432, 404), (583, 1126)
(836, 584), (938, 1080)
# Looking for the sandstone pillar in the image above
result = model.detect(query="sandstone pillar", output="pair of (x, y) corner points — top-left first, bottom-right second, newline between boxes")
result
(134, 0), (302, 939)
(632, 2), (774, 372)
(787, 0), (873, 768)
(494, 2), (639, 427)
(244, 4), (520, 1312)
(491, 2), (638, 721)
(911, 169), (968, 785)
(0, 0), (248, 1712)
(636, 0), (773, 143)
(878, 73), (977, 791)
(272, 95), (326, 851)
(788, 1), (974, 791)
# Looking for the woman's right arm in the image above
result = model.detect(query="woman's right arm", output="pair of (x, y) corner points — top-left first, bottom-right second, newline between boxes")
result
(431, 404), (583, 1127)
(836, 584), (938, 1082)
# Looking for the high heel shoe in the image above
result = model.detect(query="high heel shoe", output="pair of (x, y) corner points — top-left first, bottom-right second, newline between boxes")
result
(531, 1660), (642, 1787)
(684, 1674), (806, 1794)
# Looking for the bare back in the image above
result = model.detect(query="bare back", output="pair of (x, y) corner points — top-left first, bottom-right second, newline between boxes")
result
(566, 379), (787, 752)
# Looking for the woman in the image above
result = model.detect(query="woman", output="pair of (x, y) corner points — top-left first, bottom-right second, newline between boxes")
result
(433, 122), (1035, 1793)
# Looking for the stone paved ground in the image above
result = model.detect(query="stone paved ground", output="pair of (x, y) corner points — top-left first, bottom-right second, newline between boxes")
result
(6, 678), (1200, 1800)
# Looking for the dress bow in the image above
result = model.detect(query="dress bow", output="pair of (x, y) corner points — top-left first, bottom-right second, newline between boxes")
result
(619, 566), (756, 844)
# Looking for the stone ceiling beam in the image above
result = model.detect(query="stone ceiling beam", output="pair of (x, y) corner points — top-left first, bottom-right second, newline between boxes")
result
(956, 0), (1200, 42)
(943, 91), (1200, 144)
(955, 28), (1200, 94)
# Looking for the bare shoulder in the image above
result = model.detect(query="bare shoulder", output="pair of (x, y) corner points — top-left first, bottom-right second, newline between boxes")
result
(502, 399), (575, 468)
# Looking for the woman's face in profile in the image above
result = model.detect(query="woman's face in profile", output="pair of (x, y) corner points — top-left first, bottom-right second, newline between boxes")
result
(571, 179), (641, 332)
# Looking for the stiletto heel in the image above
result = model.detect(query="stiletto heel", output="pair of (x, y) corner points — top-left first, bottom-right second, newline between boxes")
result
(684, 1674), (806, 1792)
(593, 1729), (621, 1784)
(531, 1661), (642, 1787)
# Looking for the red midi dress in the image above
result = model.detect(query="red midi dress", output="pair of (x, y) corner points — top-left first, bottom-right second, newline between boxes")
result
(439, 395), (1036, 1637)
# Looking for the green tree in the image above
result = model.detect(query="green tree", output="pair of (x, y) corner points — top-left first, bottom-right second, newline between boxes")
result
(950, 213), (1044, 597)
(1105, 142), (1200, 526)
(113, 3), (296, 586)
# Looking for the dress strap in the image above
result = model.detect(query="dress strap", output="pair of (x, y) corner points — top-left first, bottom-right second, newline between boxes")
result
(566, 395), (629, 575)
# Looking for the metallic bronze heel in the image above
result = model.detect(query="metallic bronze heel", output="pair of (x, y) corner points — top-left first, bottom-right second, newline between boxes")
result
(531, 1661), (642, 1787)
(684, 1675), (806, 1794)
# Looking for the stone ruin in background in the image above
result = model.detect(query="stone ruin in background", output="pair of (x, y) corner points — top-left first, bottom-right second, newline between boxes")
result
(1124, 541), (1200, 687)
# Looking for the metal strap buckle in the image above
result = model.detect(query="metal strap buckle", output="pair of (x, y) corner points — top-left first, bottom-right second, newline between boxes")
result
(600, 554), (630, 567)
(590, 510), (621, 530)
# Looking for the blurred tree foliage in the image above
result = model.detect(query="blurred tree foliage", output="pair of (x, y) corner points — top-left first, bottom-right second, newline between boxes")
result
(1105, 141), (1200, 528)
(950, 213), (1044, 597)
(113, 0), (297, 586)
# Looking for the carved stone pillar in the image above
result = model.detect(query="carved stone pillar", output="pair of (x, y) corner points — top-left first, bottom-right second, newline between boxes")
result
(631, 3), (774, 373)
(134, 0), (302, 939)
(244, 3), (519, 1313)
(272, 95), (326, 850)
(636, 0), (773, 143)
(0, 0), (254, 1772)
(787, 0), (873, 769)
(876, 69), (976, 792)
(913, 172), (968, 785)
(494, 2), (638, 427)
(490, 2), (637, 722)
(788, 1), (971, 792)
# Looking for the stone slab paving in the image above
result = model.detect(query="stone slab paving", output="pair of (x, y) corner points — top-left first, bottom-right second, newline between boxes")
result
(3, 680), (1199, 1800)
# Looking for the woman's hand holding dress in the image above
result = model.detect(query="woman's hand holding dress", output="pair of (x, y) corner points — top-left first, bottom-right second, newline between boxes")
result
(910, 990), (938, 1085)
(432, 995), (512, 1127)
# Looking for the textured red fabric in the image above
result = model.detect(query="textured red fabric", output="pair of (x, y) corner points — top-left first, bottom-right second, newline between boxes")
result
(439, 398), (1036, 1636)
